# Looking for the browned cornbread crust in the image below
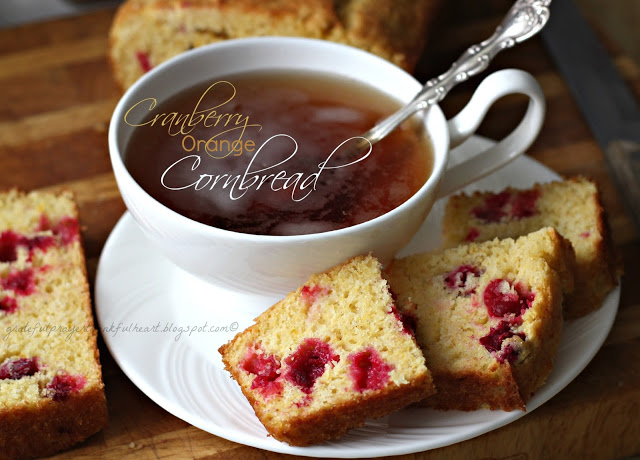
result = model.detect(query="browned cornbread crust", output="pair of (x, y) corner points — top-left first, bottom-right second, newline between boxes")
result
(385, 228), (572, 411)
(242, 370), (433, 446)
(426, 368), (523, 412)
(0, 386), (107, 460)
(109, 0), (439, 89)
(442, 177), (619, 318)
(219, 254), (434, 446)
(0, 190), (107, 459)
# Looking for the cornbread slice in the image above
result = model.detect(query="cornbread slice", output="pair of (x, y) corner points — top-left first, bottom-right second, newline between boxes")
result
(219, 254), (434, 446)
(0, 190), (107, 459)
(442, 177), (619, 318)
(385, 228), (575, 411)
(108, 0), (440, 89)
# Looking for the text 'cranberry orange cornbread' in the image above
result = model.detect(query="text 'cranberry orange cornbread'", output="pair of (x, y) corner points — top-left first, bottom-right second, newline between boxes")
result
(219, 254), (434, 446)
(108, 0), (440, 89)
(385, 228), (575, 411)
(442, 177), (619, 318)
(0, 190), (107, 460)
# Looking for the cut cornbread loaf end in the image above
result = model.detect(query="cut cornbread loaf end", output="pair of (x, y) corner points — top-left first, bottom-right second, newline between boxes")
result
(219, 254), (434, 446)
(0, 190), (107, 459)
(108, 0), (440, 89)
(385, 228), (574, 411)
(442, 177), (619, 318)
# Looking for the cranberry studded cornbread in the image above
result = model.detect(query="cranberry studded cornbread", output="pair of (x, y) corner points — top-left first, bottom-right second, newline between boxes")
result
(385, 228), (575, 411)
(219, 254), (434, 446)
(0, 190), (107, 459)
(109, 0), (440, 89)
(442, 177), (618, 318)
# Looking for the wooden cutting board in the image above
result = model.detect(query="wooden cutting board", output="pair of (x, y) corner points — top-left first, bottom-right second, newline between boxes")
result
(0, 1), (638, 458)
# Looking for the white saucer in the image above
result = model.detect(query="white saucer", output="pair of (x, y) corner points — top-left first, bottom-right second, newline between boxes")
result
(95, 137), (620, 458)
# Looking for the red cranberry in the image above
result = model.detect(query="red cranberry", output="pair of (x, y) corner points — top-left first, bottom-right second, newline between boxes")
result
(300, 284), (331, 306)
(1, 268), (36, 296)
(25, 235), (56, 256)
(37, 214), (79, 246)
(515, 282), (535, 308)
(135, 51), (153, 72)
(348, 347), (393, 392)
(284, 338), (339, 393)
(46, 372), (87, 401)
(471, 192), (510, 222)
(0, 296), (18, 313)
(580, 231), (590, 238)
(53, 217), (79, 245)
(0, 230), (56, 263)
(388, 304), (417, 335)
(471, 190), (540, 223)
(483, 279), (534, 318)
(0, 231), (21, 263)
(445, 265), (482, 296)
(37, 214), (51, 231)
(500, 344), (520, 364)
(0, 357), (40, 380)
(479, 321), (512, 352)
(510, 189), (541, 219)
(240, 349), (282, 397)
(479, 321), (526, 364)
(465, 227), (480, 242)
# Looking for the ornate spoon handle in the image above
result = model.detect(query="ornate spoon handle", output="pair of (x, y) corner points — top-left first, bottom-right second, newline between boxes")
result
(361, 0), (552, 145)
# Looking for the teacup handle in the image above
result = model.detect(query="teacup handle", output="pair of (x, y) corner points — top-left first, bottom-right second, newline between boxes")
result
(436, 69), (545, 198)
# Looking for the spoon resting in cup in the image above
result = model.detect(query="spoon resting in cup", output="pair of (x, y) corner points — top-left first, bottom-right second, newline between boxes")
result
(352, 0), (552, 153)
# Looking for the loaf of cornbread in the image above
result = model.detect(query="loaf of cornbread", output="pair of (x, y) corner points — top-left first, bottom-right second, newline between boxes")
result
(109, 0), (440, 89)
(385, 228), (575, 411)
(219, 254), (434, 446)
(0, 190), (107, 459)
(442, 177), (619, 318)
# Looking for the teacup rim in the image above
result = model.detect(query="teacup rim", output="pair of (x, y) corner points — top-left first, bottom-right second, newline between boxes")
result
(109, 36), (450, 242)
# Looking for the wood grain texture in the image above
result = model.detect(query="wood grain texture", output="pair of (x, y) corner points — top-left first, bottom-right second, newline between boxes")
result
(0, 1), (638, 459)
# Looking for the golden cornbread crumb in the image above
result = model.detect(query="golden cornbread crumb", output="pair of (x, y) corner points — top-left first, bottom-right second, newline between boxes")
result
(0, 190), (107, 459)
(108, 0), (440, 89)
(442, 177), (619, 318)
(385, 228), (573, 411)
(219, 254), (434, 446)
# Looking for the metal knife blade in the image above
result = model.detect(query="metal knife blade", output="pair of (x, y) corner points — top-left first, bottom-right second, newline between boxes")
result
(541, 0), (640, 231)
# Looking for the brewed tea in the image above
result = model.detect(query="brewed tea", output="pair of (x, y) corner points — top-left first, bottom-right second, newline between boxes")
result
(124, 70), (432, 235)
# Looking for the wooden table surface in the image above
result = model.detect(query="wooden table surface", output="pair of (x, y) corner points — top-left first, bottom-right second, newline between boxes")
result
(1, 1), (639, 459)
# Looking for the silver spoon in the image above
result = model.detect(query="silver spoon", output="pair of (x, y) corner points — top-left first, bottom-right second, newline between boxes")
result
(355, 0), (552, 151)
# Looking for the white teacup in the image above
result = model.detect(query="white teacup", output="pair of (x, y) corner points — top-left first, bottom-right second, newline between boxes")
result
(109, 37), (545, 296)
